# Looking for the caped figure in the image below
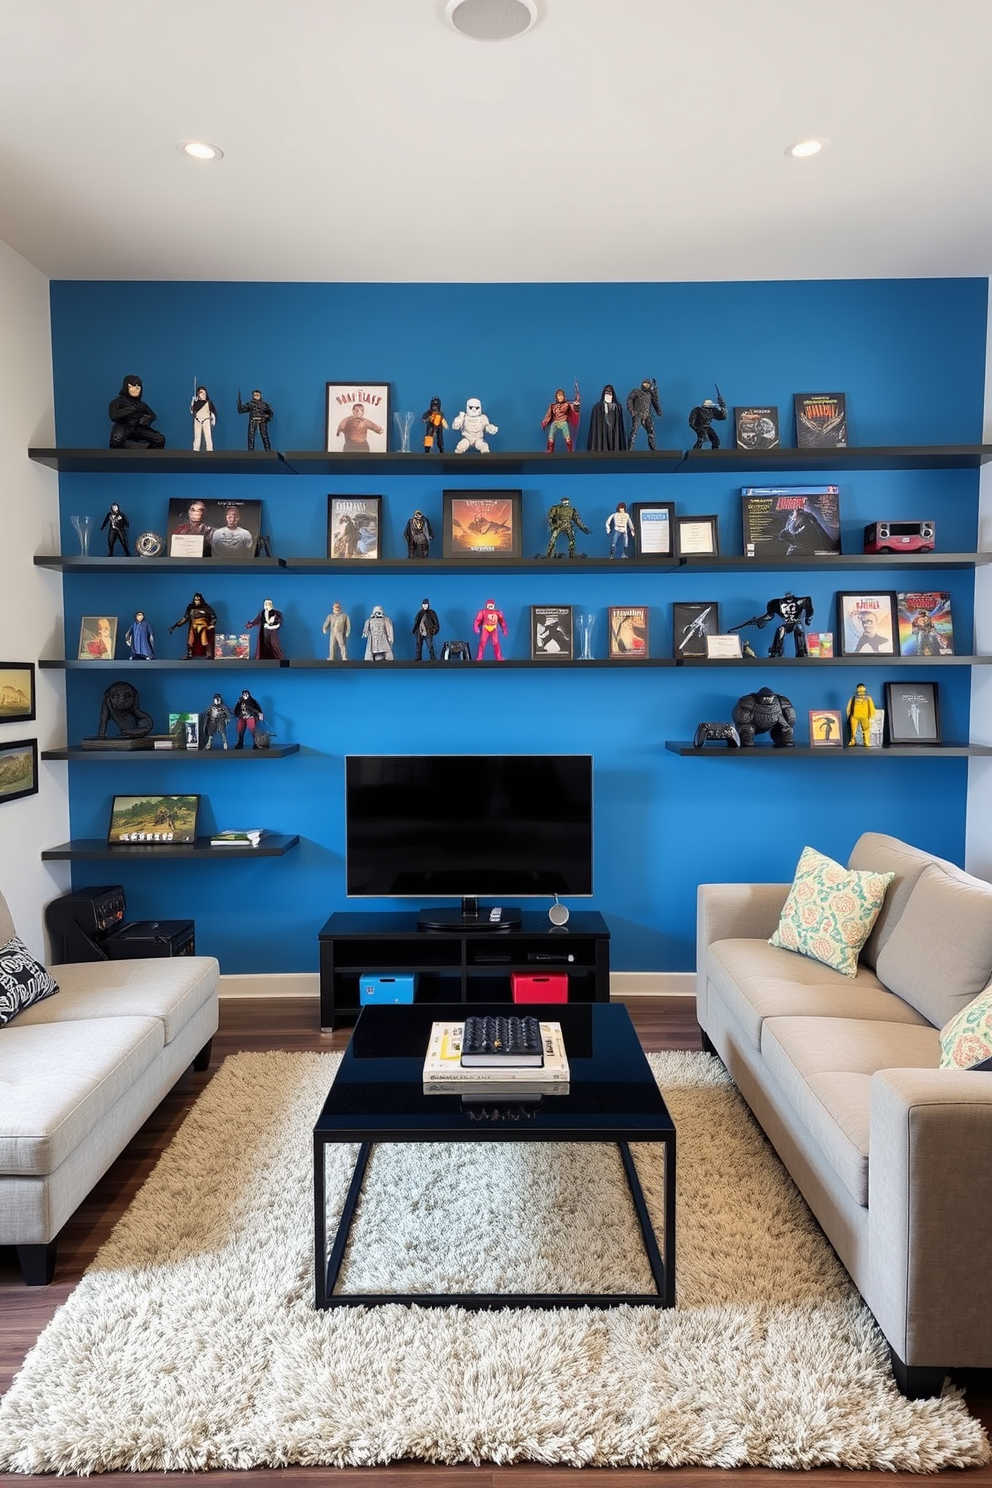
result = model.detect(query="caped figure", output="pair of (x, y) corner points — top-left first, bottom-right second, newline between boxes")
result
(411, 599), (440, 661)
(108, 375), (165, 450)
(200, 693), (232, 750)
(586, 384), (626, 451)
(688, 387), (728, 449)
(233, 690), (264, 749)
(541, 383), (581, 452)
(546, 496), (590, 558)
(627, 378), (661, 450)
(403, 509), (434, 558)
(421, 396), (448, 453)
(169, 592), (217, 658)
(732, 685), (797, 748)
(237, 388), (273, 451)
(362, 605), (394, 661)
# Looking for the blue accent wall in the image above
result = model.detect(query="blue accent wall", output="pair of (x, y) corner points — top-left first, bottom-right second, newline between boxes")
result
(49, 278), (988, 974)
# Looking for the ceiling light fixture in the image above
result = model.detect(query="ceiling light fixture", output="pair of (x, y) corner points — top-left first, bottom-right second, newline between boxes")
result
(445, 0), (538, 41)
(177, 140), (224, 162)
(786, 138), (825, 159)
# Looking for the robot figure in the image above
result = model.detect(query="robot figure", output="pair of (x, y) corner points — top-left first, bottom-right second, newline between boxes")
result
(246, 599), (284, 660)
(847, 683), (877, 746)
(606, 501), (635, 559)
(586, 384), (627, 451)
(474, 598), (507, 660)
(452, 397), (498, 454)
(362, 606), (394, 661)
(169, 592), (217, 658)
(541, 383), (581, 452)
(233, 690), (264, 749)
(545, 496), (590, 559)
(403, 509), (434, 558)
(108, 375), (165, 450)
(322, 601), (351, 660)
(732, 685), (797, 747)
(237, 388), (273, 451)
(190, 385), (217, 451)
(101, 503), (131, 556)
(125, 610), (154, 660)
(626, 378), (661, 450)
(200, 693), (232, 750)
(731, 592), (814, 658)
(411, 599), (440, 661)
(688, 386), (728, 449)
(421, 396), (448, 453)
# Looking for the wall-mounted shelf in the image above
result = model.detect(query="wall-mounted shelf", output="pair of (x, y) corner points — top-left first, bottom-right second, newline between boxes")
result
(288, 657), (676, 670)
(675, 655), (991, 667)
(41, 833), (301, 860)
(42, 744), (300, 761)
(35, 556), (286, 574)
(39, 659), (288, 670)
(28, 448), (292, 476)
(676, 553), (992, 572)
(666, 742), (992, 758)
(678, 445), (992, 473)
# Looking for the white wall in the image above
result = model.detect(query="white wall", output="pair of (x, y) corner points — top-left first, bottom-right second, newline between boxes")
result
(965, 280), (992, 879)
(0, 236), (70, 951)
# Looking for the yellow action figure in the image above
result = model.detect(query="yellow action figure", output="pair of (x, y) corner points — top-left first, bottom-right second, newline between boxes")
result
(847, 682), (876, 746)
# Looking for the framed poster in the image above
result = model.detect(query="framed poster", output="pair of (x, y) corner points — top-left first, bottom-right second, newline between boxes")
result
(836, 592), (897, 657)
(327, 496), (382, 560)
(673, 601), (719, 659)
(107, 794), (201, 845)
(0, 662), (36, 723)
(885, 681), (941, 745)
(442, 490), (522, 558)
(809, 708), (844, 747)
(325, 382), (390, 453)
(0, 738), (38, 805)
(166, 498), (262, 561)
(77, 616), (118, 661)
(896, 591), (954, 656)
(734, 406), (780, 451)
(632, 501), (675, 558)
(676, 514), (720, 558)
(608, 606), (649, 658)
(531, 605), (573, 660)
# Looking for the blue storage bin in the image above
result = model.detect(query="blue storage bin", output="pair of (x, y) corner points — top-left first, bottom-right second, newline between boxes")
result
(360, 972), (417, 1005)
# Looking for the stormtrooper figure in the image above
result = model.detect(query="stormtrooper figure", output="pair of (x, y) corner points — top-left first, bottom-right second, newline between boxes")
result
(452, 397), (498, 454)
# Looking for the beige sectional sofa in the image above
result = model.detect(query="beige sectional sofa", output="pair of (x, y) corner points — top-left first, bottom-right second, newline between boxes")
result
(696, 832), (992, 1398)
(0, 888), (219, 1285)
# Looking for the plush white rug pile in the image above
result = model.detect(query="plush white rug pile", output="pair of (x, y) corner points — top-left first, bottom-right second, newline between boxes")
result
(0, 1049), (988, 1474)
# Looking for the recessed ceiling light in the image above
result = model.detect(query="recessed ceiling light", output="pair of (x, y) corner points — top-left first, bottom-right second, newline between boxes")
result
(177, 140), (224, 162)
(786, 138), (825, 159)
(445, 0), (538, 41)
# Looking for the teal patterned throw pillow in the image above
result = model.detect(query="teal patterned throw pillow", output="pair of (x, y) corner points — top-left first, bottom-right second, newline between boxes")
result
(769, 846), (894, 977)
(939, 985), (992, 1069)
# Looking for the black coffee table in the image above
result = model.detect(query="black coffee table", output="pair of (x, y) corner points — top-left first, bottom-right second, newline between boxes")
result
(313, 1001), (676, 1310)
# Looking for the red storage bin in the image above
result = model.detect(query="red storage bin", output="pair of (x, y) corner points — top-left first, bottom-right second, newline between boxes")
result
(511, 972), (568, 1003)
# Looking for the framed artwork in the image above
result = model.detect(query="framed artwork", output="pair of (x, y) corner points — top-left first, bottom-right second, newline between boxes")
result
(676, 514), (720, 558)
(442, 490), (522, 558)
(168, 713), (200, 750)
(608, 606), (649, 658)
(896, 591), (954, 656)
(836, 592), (897, 657)
(78, 616), (118, 661)
(632, 501), (675, 558)
(673, 601), (719, 659)
(734, 406), (780, 451)
(107, 794), (201, 846)
(326, 496), (382, 560)
(809, 708), (844, 748)
(885, 681), (941, 745)
(531, 605), (573, 660)
(0, 738), (38, 805)
(0, 662), (36, 723)
(166, 497), (262, 561)
(325, 382), (390, 453)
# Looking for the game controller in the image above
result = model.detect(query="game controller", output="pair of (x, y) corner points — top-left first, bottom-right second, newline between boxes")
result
(693, 721), (741, 749)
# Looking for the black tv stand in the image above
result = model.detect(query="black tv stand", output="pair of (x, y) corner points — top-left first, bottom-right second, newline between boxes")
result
(417, 898), (522, 932)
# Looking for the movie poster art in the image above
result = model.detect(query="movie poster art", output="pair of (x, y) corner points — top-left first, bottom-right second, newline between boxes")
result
(896, 591), (954, 656)
(741, 486), (841, 559)
(442, 491), (522, 558)
(326, 496), (382, 560)
(324, 383), (390, 453)
(531, 605), (573, 660)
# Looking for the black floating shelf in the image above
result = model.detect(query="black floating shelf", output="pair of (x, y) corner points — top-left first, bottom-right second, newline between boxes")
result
(679, 445), (992, 472)
(675, 655), (990, 667)
(41, 833), (301, 861)
(39, 659), (289, 670)
(42, 744), (300, 761)
(676, 553), (992, 571)
(665, 742), (991, 758)
(283, 449), (686, 476)
(287, 657), (675, 670)
(35, 556), (286, 573)
(28, 448), (292, 476)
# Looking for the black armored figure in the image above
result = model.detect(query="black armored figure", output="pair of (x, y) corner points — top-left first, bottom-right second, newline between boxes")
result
(403, 510), (434, 559)
(411, 599), (440, 661)
(237, 388), (274, 451)
(732, 591), (814, 658)
(626, 377), (662, 450)
(688, 386), (728, 450)
(732, 685), (797, 748)
(108, 375), (165, 450)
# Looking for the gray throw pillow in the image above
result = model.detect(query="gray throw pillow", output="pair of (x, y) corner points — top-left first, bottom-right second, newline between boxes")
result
(0, 935), (60, 1026)
(875, 863), (992, 1027)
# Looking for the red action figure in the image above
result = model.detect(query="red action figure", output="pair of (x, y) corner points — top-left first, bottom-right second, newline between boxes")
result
(541, 382), (581, 452)
(474, 598), (507, 660)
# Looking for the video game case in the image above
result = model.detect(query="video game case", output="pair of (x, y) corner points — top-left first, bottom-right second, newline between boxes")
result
(741, 486), (841, 558)
(794, 392), (848, 448)
(734, 405), (780, 451)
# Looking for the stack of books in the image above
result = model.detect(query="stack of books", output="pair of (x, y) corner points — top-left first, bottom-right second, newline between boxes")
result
(422, 1015), (569, 1095)
(209, 828), (265, 847)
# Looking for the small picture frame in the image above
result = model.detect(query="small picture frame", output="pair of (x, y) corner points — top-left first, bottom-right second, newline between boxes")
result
(325, 382), (390, 453)
(442, 490), (522, 558)
(0, 738), (38, 805)
(0, 662), (36, 723)
(78, 616), (118, 661)
(632, 502), (675, 558)
(885, 681), (941, 745)
(168, 713), (200, 750)
(676, 514), (720, 558)
(327, 496), (382, 560)
(608, 606), (649, 658)
(705, 634), (742, 660)
(107, 794), (201, 846)
(531, 605), (573, 660)
(809, 708), (844, 747)
(673, 601), (719, 659)
(836, 592), (897, 657)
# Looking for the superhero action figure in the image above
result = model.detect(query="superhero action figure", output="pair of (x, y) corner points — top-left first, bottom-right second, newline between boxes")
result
(732, 685), (797, 747)
(847, 683), (877, 746)
(452, 397), (498, 454)
(362, 606), (394, 661)
(233, 690), (264, 749)
(169, 592), (217, 658)
(606, 501), (635, 558)
(101, 503), (130, 556)
(322, 601), (351, 660)
(190, 384), (217, 451)
(108, 375), (165, 450)
(200, 693), (232, 750)
(421, 396), (448, 453)
(627, 377), (661, 450)
(688, 385), (728, 449)
(246, 598), (284, 660)
(731, 592), (814, 658)
(541, 382), (581, 452)
(125, 610), (154, 660)
(237, 388), (274, 452)
(474, 598), (507, 660)
(586, 384), (626, 451)
(411, 599), (440, 661)
(403, 509), (434, 558)
(545, 496), (590, 559)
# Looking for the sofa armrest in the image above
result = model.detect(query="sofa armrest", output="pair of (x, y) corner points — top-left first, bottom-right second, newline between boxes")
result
(696, 882), (789, 968)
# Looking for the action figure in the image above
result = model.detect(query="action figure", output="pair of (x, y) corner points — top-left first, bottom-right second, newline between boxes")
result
(411, 599), (440, 661)
(847, 683), (877, 746)
(627, 378), (662, 450)
(233, 690), (264, 749)
(606, 501), (635, 559)
(322, 601), (351, 660)
(422, 396), (448, 453)
(362, 605), (394, 661)
(96, 680), (154, 740)
(731, 592), (814, 658)
(169, 592), (217, 658)
(452, 397), (498, 454)
(474, 598), (507, 660)
(403, 509), (434, 559)
(237, 388), (273, 452)
(101, 503), (130, 556)
(108, 375), (165, 450)
(732, 685), (797, 747)
(334, 401), (383, 452)
(545, 495), (590, 559)
(190, 385), (217, 451)
(200, 693), (232, 750)
(125, 610), (154, 660)
(541, 382), (581, 452)
(246, 598), (284, 660)
(586, 384), (626, 451)
(688, 385), (728, 449)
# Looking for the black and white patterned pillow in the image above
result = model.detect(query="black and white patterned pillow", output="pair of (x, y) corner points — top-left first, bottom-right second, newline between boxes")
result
(0, 935), (60, 1026)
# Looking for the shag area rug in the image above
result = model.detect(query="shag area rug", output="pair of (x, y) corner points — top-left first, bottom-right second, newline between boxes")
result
(1, 1050), (988, 1474)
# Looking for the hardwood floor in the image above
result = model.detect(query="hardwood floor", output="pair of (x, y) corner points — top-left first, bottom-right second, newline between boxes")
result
(2, 995), (989, 1486)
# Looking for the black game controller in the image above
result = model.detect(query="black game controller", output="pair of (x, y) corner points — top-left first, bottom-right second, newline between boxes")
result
(693, 721), (741, 748)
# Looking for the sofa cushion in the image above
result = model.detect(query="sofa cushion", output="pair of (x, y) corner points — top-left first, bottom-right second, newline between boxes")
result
(14, 955), (219, 1046)
(874, 863), (992, 1029)
(0, 936), (59, 1026)
(769, 845), (894, 977)
(939, 985), (992, 1069)
(848, 831), (958, 971)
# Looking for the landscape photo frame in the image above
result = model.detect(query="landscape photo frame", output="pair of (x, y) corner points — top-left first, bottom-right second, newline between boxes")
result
(325, 382), (390, 453)
(107, 794), (201, 846)
(0, 738), (38, 805)
(0, 662), (36, 723)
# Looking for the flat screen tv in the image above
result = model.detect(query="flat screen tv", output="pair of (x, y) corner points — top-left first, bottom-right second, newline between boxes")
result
(345, 754), (593, 930)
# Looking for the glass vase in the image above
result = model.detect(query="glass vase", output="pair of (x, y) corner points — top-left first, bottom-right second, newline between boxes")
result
(576, 612), (597, 660)
(70, 514), (92, 556)
(393, 410), (414, 453)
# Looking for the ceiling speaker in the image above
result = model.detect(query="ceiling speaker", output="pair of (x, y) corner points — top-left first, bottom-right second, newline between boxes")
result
(445, 0), (538, 41)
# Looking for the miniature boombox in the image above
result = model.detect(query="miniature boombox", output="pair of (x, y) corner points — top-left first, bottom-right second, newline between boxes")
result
(863, 520), (935, 554)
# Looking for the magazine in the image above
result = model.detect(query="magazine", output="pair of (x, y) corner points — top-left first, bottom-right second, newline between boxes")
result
(741, 486), (841, 558)
(793, 392), (848, 448)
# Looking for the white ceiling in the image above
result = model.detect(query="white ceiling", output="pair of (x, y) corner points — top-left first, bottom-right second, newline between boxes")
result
(1, 0), (991, 284)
